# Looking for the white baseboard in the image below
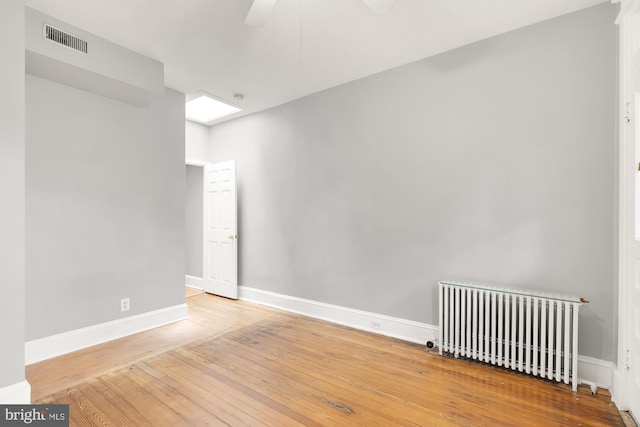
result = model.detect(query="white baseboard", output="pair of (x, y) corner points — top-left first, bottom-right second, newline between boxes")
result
(185, 275), (204, 290)
(0, 380), (31, 404)
(577, 355), (615, 391)
(25, 304), (189, 365)
(239, 286), (615, 390)
(239, 286), (438, 345)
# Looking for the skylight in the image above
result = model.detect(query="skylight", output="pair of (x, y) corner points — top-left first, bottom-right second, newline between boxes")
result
(185, 95), (241, 124)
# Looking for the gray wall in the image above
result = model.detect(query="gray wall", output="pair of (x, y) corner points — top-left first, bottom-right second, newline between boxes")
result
(0, 0), (26, 393)
(186, 165), (203, 277)
(26, 74), (185, 340)
(208, 4), (618, 361)
(25, 7), (164, 107)
(186, 121), (210, 161)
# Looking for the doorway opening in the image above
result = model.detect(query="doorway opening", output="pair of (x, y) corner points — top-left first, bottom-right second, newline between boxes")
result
(185, 163), (204, 290)
(185, 160), (238, 299)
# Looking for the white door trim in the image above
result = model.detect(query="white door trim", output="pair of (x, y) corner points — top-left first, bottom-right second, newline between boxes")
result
(614, 0), (640, 410)
(614, 4), (630, 409)
(185, 159), (209, 167)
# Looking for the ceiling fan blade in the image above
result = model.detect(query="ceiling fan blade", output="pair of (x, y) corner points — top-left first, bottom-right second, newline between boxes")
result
(245, 0), (278, 26)
(361, 0), (395, 15)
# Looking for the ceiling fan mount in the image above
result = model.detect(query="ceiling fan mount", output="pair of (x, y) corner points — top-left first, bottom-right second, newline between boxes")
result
(245, 0), (396, 26)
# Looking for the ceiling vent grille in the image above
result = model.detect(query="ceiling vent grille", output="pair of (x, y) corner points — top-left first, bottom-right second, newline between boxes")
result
(44, 24), (88, 54)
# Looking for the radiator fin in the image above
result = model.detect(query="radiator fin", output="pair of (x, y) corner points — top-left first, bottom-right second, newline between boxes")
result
(438, 281), (581, 391)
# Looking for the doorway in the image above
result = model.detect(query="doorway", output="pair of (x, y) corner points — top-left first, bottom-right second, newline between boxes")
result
(185, 163), (204, 289)
(185, 160), (238, 299)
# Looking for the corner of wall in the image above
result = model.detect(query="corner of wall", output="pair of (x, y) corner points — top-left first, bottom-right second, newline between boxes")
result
(25, 304), (189, 365)
(0, 0), (27, 400)
(0, 381), (31, 404)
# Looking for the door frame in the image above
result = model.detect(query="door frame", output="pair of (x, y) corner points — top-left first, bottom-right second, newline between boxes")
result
(615, 0), (640, 412)
(185, 159), (239, 299)
(185, 159), (208, 290)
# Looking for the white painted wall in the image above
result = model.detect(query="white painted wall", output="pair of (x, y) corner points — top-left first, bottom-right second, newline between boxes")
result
(208, 4), (618, 362)
(0, 0), (28, 402)
(186, 121), (211, 163)
(26, 74), (185, 340)
(25, 7), (164, 106)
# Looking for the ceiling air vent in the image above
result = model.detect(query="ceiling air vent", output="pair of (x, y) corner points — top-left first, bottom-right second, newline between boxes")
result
(43, 24), (88, 54)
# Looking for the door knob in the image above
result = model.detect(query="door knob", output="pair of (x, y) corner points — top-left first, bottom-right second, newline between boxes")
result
(229, 234), (238, 240)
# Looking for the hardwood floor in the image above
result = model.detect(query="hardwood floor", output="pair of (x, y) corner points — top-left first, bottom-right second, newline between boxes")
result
(27, 289), (625, 426)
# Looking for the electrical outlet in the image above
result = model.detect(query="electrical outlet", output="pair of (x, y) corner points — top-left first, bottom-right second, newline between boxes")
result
(370, 320), (382, 330)
(121, 298), (130, 312)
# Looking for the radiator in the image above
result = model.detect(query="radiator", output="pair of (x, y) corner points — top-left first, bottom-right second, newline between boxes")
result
(438, 281), (582, 391)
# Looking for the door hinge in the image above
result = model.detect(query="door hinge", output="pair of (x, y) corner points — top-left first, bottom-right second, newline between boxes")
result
(626, 102), (632, 123)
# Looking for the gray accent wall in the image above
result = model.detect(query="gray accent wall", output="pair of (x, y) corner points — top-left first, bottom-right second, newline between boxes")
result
(26, 74), (185, 340)
(208, 4), (618, 361)
(0, 0), (26, 392)
(186, 165), (204, 278)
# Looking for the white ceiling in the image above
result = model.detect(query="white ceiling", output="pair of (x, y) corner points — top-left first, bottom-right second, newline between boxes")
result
(25, 0), (608, 124)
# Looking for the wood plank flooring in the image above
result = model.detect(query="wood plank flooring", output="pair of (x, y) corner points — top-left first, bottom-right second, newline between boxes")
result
(27, 289), (625, 426)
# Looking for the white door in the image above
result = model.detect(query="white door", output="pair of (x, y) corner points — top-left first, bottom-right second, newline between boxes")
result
(203, 161), (238, 299)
